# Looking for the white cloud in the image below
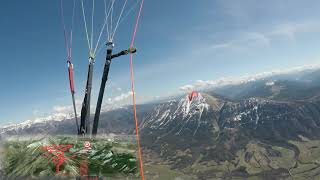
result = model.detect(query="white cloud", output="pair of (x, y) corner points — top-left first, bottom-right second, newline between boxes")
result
(210, 43), (231, 50)
(271, 24), (296, 40)
(207, 21), (320, 52)
(32, 109), (40, 116)
(179, 84), (195, 91)
(205, 31), (271, 53)
(244, 32), (270, 46)
(112, 91), (133, 102)
(270, 21), (320, 40)
(53, 105), (72, 114)
(179, 64), (320, 92)
(100, 91), (135, 112)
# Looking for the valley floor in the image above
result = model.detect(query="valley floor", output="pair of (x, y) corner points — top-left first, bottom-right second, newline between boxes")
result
(143, 138), (320, 180)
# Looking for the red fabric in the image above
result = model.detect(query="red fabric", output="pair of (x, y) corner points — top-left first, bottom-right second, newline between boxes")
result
(68, 65), (75, 93)
(188, 91), (199, 101)
(41, 144), (74, 174)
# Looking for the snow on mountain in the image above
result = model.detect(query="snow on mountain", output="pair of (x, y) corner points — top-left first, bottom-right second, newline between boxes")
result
(226, 98), (263, 126)
(0, 89), (137, 133)
(265, 81), (275, 86)
(141, 93), (216, 137)
(0, 112), (74, 133)
(0, 102), (126, 134)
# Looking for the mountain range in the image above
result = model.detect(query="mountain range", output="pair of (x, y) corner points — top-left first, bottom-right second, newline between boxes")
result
(2, 68), (320, 179)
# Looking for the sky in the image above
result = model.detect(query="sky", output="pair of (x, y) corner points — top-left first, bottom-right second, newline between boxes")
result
(1, 0), (320, 125)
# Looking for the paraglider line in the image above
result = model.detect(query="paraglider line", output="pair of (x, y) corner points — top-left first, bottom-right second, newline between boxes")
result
(129, 0), (146, 179)
(80, 0), (91, 51)
(94, 0), (116, 55)
(111, 0), (128, 40)
(69, 0), (76, 56)
(90, 0), (95, 52)
(119, 0), (142, 25)
(60, 0), (79, 133)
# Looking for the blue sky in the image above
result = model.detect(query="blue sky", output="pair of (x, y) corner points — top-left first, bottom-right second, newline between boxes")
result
(1, 0), (320, 125)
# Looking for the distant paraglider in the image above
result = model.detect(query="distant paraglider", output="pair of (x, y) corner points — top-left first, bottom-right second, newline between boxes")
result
(187, 91), (200, 111)
(188, 91), (199, 102)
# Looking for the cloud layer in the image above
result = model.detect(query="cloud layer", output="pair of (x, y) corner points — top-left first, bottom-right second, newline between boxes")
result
(180, 64), (320, 92)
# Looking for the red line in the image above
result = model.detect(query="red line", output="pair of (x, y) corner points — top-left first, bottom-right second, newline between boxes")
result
(129, 0), (146, 179)
(130, 0), (145, 47)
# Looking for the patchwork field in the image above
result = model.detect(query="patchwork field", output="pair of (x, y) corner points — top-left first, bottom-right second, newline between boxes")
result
(142, 138), (320, 179)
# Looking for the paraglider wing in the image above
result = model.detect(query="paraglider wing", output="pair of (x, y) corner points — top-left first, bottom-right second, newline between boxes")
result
(188, 91), (199, 101)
